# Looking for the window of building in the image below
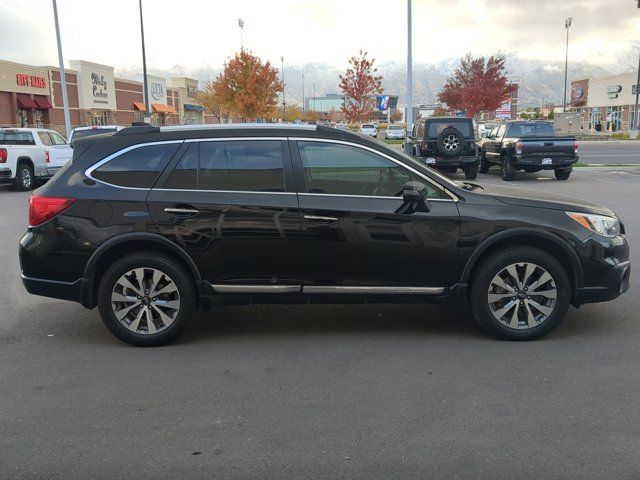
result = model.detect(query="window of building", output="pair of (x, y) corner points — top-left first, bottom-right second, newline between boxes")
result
(296, 141), (439, 198)
(198, 140), (286, 192)
(134, 112), (146, 123)
(92, 143), (180, 188)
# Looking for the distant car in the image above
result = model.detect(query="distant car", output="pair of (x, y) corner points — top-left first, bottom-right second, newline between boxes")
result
(360, 124), (377, 137)
(0, 127), (72, 190)
(335, 123), (349, 131)
(385, 124), (405, 140)
(69, 126), (124, 147)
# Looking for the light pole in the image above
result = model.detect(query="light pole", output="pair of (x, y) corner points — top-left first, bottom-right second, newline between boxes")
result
(139, 0), (150, 120)
(407, 0), (413, 136)
(633, 54), (640, 131)
(281, 56), (286, 123)
(238, 18), (244, 49)
(542, 94), (548, 118)
(51, 0), (70, 137)
(302, 73), (305, 113)
(563, 17), (572, 113)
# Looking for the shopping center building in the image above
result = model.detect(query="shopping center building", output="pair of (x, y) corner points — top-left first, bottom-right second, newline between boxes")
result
(0, 59), (215, 136)
(570, 71), (639, 132)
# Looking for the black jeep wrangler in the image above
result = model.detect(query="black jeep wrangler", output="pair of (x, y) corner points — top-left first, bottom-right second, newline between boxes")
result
(404, 117), (478, 179)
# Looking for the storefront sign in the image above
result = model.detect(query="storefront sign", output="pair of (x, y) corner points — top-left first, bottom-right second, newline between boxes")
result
(16, 74), (46, 89)
(495, 101), (512, 119)
(71, 60), (116, 111)
(633, 84), (639, 95)
(0, 61), (51, 95)
(606, 85), (622, 94)
(187, 85), (197, 98)
(570, 79), (589, 107)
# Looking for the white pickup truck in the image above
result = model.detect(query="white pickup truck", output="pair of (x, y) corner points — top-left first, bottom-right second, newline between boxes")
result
(0, 128), (73, 190)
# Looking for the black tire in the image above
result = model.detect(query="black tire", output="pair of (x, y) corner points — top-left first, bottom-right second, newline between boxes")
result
(464, 163), (478, 180)
(469, 247), (571, 341)
(12, 162), (34, 191)
(479, 151), (490, 173)
(554, 168), (571, 180)
(435, 127), (463, 158)
(97, 252), (196, 347)
(501, 156), (516, 181)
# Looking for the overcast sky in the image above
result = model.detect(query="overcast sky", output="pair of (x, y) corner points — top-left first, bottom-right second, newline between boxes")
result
(1, 0), (638, 73)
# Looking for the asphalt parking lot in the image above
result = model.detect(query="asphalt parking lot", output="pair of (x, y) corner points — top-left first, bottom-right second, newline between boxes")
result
(1, 167), (639, 479)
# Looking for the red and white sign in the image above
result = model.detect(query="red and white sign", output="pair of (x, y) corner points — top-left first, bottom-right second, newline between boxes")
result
(495, 101), (511, 119)
(16, 74), (46, 89)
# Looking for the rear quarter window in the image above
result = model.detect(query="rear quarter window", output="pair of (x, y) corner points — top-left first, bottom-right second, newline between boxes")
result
(91, 143), (180, 188)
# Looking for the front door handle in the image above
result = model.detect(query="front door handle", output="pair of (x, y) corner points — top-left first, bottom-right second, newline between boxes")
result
(165, 207), (199, 215)
(304, 214), (339, 222)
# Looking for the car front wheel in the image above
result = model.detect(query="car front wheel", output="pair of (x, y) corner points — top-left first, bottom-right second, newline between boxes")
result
(97, 252), (196, 346)
(470, 247), (571, 340)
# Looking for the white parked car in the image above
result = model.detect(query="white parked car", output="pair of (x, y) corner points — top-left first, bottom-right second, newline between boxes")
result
(68, 125), (124, 146)
(385, 124), (405, 139)
(360, 123), (377, 137)
(0, 128), (72, 191)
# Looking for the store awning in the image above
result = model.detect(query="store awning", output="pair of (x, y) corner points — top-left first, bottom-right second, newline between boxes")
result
(16, 94), (37, 109)
(152, 103), (177, 114)
(33, 95), (53, 109)
(183, 103), (204, 112)
(133, 102), (147, 111)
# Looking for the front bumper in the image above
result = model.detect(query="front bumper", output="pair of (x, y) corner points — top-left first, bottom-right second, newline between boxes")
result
(575, 261), (630, 305)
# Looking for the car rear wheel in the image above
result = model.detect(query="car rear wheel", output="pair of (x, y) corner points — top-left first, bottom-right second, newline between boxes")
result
(501, 157), (516, 181)
(13, 163), (33, 191)
(97, 252), (196, 346)
(555, 168), (571, 180)
(470, 247), (571, 340)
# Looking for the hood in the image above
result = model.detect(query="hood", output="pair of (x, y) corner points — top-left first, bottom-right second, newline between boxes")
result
(475, 183), (616, 217)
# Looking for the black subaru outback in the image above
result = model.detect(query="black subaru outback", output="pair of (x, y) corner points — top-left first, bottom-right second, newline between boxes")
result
(404, 117), (479, 179)
(20, 124), (630, 346)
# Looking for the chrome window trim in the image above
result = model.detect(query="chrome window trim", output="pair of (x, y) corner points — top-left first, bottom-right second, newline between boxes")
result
(155, 188), (296, 195)
(302, 286), (445, 294)
(298, 192), (453, 203)
(290, 137), (458, 201)
(212, 284), (301, 293)
(84, 140), (184, 190)
(184, 136), (288, 143)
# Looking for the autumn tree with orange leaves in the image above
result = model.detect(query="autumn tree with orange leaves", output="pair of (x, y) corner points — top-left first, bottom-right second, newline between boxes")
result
(339, 51), (383, 123)
(207, 50), (282, 121)
(437, 53), (514, 119)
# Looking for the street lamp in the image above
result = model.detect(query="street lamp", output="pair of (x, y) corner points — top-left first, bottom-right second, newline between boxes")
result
(407, 0), (413, 135)
(562, 17), (572, 112)
(281, 56), (286, 123)
(238, 18), (244, 49)
(51, 0), (71, 137)
(139, 0), (150, 119)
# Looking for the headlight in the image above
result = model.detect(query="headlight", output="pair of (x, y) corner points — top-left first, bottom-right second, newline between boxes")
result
(567, 212), (620, 237)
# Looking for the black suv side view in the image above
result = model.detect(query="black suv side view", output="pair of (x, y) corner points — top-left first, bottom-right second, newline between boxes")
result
(404, 117), (479, 179)
(20, 124), (630, 346)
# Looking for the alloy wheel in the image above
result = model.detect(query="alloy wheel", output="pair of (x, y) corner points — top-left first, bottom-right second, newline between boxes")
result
(111, 268), (180, 335)
(443, 135), (460, 151)
(487, 262), (557, 330)
(21, 168), (32, 189)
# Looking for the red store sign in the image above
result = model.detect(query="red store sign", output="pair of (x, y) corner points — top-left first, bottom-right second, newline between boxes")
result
(16, 74), (46, 89)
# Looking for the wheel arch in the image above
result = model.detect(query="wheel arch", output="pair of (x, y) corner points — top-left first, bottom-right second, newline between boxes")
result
(461, 228), (584, 301)
(16, 156), (34, 170)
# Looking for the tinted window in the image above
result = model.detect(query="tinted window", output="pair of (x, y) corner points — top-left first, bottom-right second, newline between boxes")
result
(37, 132), (53, 146)
(50, 132), (67, 145)
(298, 141), (439, 198)
(164, 143), (198, 190)
(93, 143), (180, 188)
(0, 131), (35, 145)
(508, 123), (555, 137)
(198, 140), (285, 192)
(428, 121), (471, 137)
(497, 125), (507, 138)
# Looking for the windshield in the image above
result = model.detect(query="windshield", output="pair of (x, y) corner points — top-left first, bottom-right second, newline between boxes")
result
(387, 125), (402, 130)
(72, 128), (118, 140)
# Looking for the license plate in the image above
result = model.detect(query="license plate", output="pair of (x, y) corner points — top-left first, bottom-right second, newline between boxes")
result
(542, 158), (553, 165)
(425, 157), (436, 165)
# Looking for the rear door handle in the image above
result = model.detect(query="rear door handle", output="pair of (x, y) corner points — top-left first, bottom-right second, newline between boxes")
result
(304, 214), (339, 222)
(165, 207), (199, 215)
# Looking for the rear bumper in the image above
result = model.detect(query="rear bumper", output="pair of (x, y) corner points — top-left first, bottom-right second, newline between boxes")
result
(574, 261), (630, 305)
(21, 274), (95, 309)
(0, 168), (13, 183)
(515, 155), (579, 169)
(421, 155), (477, 167)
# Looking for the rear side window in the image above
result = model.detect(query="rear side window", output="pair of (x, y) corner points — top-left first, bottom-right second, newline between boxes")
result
(198, 140), (285, 192)
(428, 121), (471, 138)
(38, 132), (53, 146)
(92, 143), (180, 188)
(164, 143), (198, 189)
(0, 131), (36, 145)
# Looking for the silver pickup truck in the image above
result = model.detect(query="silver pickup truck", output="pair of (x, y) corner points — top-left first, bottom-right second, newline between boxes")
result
(0, 128), (72, 190)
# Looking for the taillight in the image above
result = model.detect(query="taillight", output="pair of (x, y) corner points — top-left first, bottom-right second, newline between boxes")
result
(516, 141), (523, 155)
(0, 148), (7, 163)
(45, 150), (50, 164)
(28, 195), (76, 227)
(574, 140), (579, 154)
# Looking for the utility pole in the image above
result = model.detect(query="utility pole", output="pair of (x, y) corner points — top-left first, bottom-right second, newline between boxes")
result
(563, 17), (572, 113)
(634, 54), (640, 131)
(51, 0), (71, 137)
(302, 73), (305, 113)
(139, 0), (150, 120)
(238, 18), (244, 49)
(407, 0), (413, 136)
(281, 56), (286, 123)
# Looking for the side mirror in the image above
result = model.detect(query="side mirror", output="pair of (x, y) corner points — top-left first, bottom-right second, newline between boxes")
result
(396, 181), (431, 214)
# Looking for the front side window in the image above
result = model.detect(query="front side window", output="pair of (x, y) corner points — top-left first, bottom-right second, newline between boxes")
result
(297, 141), (441, 198)
(198, 140), (285, 192)
(496, 125), (507, 138)
(92, 143), (180, 188)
